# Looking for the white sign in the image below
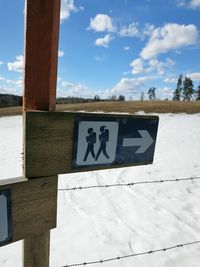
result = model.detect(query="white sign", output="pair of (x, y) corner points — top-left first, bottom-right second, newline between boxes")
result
(0, 190), (11, 245)
(76, 121), (119, 166)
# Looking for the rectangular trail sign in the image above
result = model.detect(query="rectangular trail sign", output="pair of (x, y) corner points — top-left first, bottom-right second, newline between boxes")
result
(73, 116), (159, 168)
(24, 111), (159, 178)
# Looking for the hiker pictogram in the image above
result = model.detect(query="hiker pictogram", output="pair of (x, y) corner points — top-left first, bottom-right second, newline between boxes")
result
(83, 128), (96, 161)
(95, 126), (110, 160)
(75, 120), (119, 166)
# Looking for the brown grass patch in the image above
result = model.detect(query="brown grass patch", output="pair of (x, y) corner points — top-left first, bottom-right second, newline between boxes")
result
(0, 106), (22, 117)
(0, 101), (200, 117)
(57, 101), (200, 114)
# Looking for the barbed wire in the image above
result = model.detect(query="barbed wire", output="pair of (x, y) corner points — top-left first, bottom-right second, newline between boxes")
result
(58, 176), (200, 192)
(61, 240), (200, 267)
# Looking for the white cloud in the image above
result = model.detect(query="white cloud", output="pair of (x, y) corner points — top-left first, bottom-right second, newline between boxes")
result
(176, 0), (187, 6)
(95, 34), (114, 48)
(0, 61), (3, 66)
(186, 72), (200, 81)
(140, 23), (199, 60)
(130, 58), (144, 74)
(124, 46), (130, 51)
(176, 0), (200, 8)
(58, 77), (153, 99)
(123, 71), (130, 76)
(7, 55), (23, 72)
(6, 79), (23, 87)
(130, 57), (175, 75)
(58, 50), (65, 57)
(88, 14), (115, 32)
(0, 86), (23, 95)
(148, 58), (175, 75)
(190, 0), (200, 8)
(118, 23), (156, 40)
(164, 77), (177, 83)
(109, 76), (153, 97)
(0, 77), (23, 95)
(79, 6), (85, 11)
(60, 0), (77, 21)
(142, 23), (155, 37)
(119, 23), (140, 37)
(94, 56), (105, 63)
(59, 80), (94, 98)
(58, 76), (159, 99)
(156, 86), (174, 100)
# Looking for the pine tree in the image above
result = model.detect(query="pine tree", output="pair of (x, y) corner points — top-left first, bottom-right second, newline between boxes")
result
(182, 77), (194, 101)
(173, 74), (182, 101)
(196, 84), (200, 101)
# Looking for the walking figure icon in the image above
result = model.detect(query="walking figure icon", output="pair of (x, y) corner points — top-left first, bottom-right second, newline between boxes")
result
(95, 126), (110, 160)
(83, 128), (96, 161)
(75, 120), (119, 166)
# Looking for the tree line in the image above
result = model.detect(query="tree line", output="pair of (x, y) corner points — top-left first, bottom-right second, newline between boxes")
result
(0, 94), (22, 108)
(173, 74), (200, 101)
(147, 75), (200, 101)
(1, 74), (200, 108)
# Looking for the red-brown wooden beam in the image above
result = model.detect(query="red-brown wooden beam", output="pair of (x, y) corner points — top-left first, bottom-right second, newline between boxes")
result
(24, 0), (61, 111)
(23, 1), (61, 266)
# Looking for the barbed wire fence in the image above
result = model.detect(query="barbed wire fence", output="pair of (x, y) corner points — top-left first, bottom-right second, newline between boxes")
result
(61, 240), (200, 267)
(59, 176), (200, 267)
(58, 176), (200, 192)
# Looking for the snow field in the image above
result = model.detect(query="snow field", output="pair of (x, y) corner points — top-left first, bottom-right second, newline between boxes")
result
(0, 113), (200, 267)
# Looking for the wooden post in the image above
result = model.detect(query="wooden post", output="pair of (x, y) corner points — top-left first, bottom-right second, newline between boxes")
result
(23, 0), (61, 266)
(23, 232), (50, 267)
(24, 0), (61, 111)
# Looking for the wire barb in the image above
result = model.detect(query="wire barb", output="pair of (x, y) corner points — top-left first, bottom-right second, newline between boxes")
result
(58, 176), (200, 192)
(61, 240), (200, 267)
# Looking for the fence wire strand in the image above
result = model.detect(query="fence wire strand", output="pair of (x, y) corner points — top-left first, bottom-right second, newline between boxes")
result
(58, 176), (200, 192)
(61, 240), (200, 267)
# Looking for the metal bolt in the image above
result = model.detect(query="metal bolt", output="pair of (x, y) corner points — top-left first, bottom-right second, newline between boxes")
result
(43, 183), (48, 190)
(42, 163), (48, 168)
(40, 125), (47, 130)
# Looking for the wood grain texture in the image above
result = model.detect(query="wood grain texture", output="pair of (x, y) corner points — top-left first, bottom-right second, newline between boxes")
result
(23, 0), (61, 111)
(0, 176), (57, 246)
(24, 111), (74, 178)
(24, 111), (158, 178)
(23, 1), (61, 265)
(23, 231), (50, 267)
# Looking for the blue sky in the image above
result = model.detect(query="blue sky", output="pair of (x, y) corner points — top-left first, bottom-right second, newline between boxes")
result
(0, 0), (200, 100)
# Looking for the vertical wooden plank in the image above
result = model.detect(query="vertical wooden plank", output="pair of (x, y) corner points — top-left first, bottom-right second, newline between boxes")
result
(23, 0), (61, 266)
(24, 0), (61, 111)
(0, 176), (58, 245)
(23, 232), (50, 267)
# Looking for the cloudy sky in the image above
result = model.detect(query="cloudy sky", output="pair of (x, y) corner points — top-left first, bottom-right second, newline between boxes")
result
(0, 0), (200, 100)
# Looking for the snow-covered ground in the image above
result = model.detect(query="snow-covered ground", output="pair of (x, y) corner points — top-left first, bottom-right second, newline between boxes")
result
(0, 113), (200, 267)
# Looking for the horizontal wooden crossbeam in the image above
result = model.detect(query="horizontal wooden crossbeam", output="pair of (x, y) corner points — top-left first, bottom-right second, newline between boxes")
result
(24, 111), (159, 178)
(0, 176), (57, 247)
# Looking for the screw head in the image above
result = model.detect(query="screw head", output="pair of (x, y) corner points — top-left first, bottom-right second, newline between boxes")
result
(43, 183), (48, 190)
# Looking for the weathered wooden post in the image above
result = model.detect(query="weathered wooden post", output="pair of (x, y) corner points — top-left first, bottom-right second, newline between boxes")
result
(23, 0), (61, 266)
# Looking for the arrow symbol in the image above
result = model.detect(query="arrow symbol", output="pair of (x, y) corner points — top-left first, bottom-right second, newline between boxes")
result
(122, 130), (154, 154)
